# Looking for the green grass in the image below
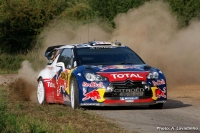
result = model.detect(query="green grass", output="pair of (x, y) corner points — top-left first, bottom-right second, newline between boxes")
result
(0, 54), (26, 74)
(0, 86), (129, 133)
(0, 51), (47, 73)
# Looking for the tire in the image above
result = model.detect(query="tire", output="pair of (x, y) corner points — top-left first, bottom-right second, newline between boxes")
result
(149, 103), (163, 109)
(70, 77), (79, 109)
(37, 78), (46, 104)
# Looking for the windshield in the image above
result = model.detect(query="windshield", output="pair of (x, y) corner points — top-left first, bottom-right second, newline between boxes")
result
(75, 47), (145, 65)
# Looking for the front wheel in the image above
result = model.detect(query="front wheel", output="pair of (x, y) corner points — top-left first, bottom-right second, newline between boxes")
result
(70, 77), (79, 109)
(149, 103), (163, 109)
(37, 78), (46, 104)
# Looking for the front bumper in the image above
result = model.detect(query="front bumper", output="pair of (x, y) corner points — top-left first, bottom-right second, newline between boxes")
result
(80, 99), (167, 106)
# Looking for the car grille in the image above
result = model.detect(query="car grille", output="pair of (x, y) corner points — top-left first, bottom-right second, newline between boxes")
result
(104, 80), (152, 98)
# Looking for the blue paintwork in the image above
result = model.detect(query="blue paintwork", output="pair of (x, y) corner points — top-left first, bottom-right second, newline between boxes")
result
(71, 64), (167, 105)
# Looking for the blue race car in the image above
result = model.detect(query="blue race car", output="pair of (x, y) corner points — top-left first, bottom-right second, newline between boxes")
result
(37, 41), (167, 109)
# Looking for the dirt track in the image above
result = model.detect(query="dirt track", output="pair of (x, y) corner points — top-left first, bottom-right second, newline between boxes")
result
(90, 86), (200, 133)
(1, 75), (200, 133)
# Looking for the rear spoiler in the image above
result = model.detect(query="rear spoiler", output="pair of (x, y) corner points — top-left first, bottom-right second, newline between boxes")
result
(45, 45), (63, 59)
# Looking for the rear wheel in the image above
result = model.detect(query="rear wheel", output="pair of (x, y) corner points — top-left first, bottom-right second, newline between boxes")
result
(37, 78), (46, 104)
(70, 77), (79, 109)
(149, 103), (163, 109)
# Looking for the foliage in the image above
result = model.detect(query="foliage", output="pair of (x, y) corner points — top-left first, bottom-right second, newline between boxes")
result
(0, 0), (200, 55)
(87, 0), (150, 28)
(60, 0), (95, 22)
(0, 54), (25, 73)
(166, 0), (200, 28)
(0, 0), (67, 54)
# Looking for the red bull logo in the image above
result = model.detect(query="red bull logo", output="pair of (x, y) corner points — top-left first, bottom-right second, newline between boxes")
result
(82, 89), (101, 101)
(82, 82), (103, 88)
(152, 79), (165, 86)
(156, 87), (166, 98)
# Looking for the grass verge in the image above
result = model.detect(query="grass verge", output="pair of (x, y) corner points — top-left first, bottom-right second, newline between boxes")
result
(0, 85), (129, 133)
(0, 54), (26, 74)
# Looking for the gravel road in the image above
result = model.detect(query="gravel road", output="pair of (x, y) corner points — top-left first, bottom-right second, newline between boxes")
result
(1, 75), (200, 133)
(90, 86), (200, 133)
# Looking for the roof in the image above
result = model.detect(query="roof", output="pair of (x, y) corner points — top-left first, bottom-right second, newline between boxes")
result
(45, 41), (125, 58)
(59, 41), (125, 49)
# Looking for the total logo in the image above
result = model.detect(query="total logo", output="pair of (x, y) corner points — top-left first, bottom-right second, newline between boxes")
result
(98, 72), (149, 82)
(111, 73), (143, 79)
(47, 82), (56, 88)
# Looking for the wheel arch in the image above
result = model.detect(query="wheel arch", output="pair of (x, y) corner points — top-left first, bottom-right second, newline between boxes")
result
(37, 69), (51, 82)
(70, 72), (83, 103)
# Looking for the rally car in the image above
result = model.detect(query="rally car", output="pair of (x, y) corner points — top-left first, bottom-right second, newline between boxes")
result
(37, 41), (167, 109)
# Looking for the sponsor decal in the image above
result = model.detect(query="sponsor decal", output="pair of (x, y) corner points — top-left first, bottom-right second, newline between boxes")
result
(66, 68), (76, 95)
(57, 86), (64, 96)
(123, 66), (134, 69)
(82, 82), (103, 88)
(100, 66), (118, 71)
(98, 72), (149, 82)
(111, 73), (143, 79)
(125, 100), (134, 102)
(47, 82), (56, 88)
(120, 97), (139, 100)
(114, 88), (145, 93)
(82, 89), (100, 101)
(151, 87), (166, 100)
(57, 84), (67, 97)
(80, 103), (100, 106)
(152, 79), (165, 86)
(77, 73), (81, 76)
(156, 100), (166, 103)
(151, 87), (158, 100)
(82, 88), (106, 102)
(99, 65), (143, 71)
(53, 68), (63, 82)
(60, 72), (68, 80)
(156, 87), (166, 98)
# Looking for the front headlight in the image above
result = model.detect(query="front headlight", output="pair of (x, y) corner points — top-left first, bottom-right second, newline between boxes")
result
(147, 71), (159, 79)
(84, 73), (108, 81)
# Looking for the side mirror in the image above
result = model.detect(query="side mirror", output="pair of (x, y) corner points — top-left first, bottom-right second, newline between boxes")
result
(56, 62), (65, 70)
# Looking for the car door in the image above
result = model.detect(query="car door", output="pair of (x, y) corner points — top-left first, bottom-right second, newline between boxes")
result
(44, 49), (61, 103)
(54, 48), (73, 104)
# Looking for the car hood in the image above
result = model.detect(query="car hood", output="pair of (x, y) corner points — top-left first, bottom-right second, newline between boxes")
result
(82, 64), (152, 72)
(81, 64), (152, 82)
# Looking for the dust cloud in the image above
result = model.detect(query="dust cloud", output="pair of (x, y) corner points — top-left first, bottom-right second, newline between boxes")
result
(111, 1), (200, 86)
(9, 61), (38, 102)
(42, 0), (199, 86)
(10, 1), (200, 102)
